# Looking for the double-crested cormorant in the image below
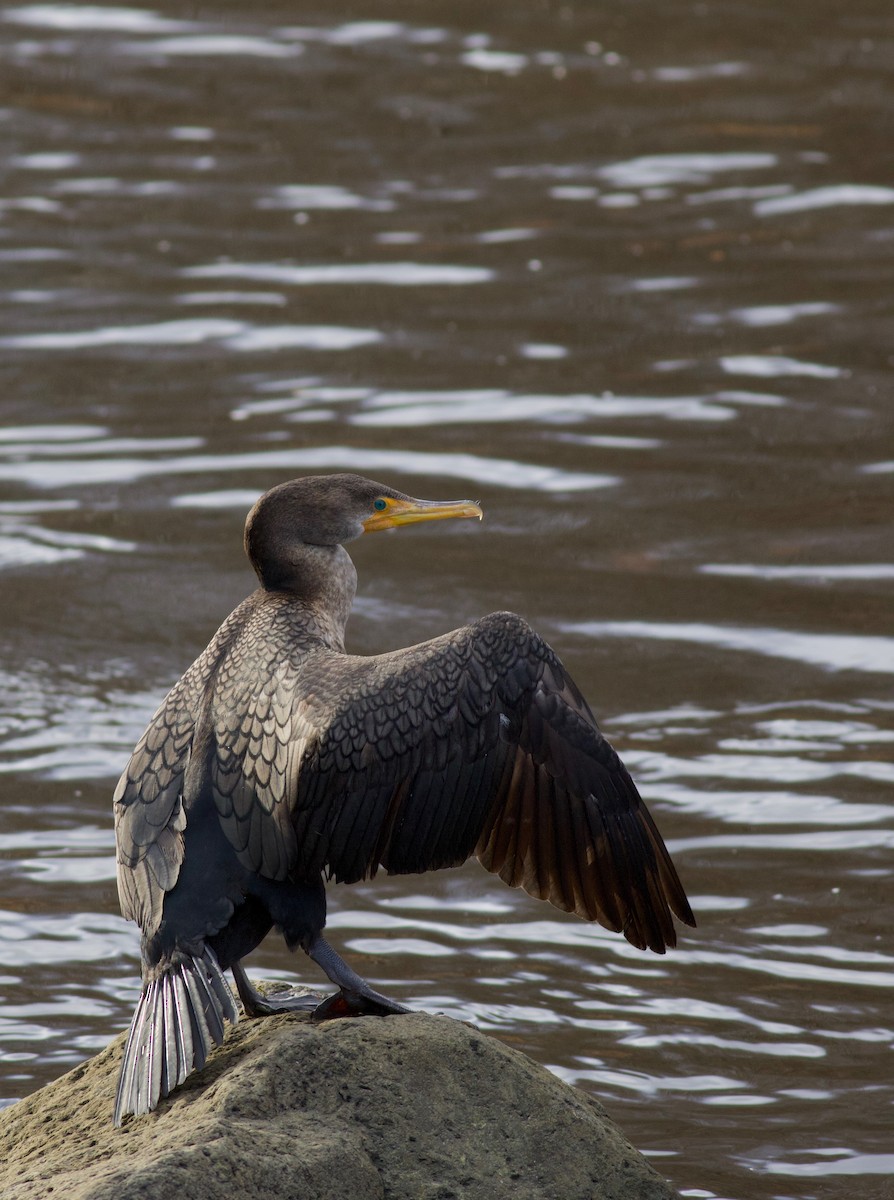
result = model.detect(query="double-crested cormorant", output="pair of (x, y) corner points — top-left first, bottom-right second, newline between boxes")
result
(113, 473), (694, 1125)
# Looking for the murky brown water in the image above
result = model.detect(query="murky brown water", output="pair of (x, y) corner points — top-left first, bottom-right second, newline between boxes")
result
(2, 3), (894, 1197)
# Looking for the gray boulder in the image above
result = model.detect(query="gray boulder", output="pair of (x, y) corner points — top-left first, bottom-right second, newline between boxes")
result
(0, 1011), (679, 1199)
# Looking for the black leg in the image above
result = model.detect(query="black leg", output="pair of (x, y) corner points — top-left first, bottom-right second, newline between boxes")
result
(306, 934), (412, 1020)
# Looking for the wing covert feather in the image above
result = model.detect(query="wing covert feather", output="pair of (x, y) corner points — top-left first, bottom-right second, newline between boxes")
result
(278, 611), (693, 952)
(114, 677), (196, 933)
(113, 600), (262, 937)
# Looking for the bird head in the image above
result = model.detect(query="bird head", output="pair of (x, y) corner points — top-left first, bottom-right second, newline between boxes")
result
(244, 473), (482, 586)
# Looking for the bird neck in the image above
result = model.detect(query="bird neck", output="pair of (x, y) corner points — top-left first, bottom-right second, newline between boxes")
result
(259, 542), (357, 652)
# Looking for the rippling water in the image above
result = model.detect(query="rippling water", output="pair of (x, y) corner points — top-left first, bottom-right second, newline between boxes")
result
(1, 4), (893, 1198)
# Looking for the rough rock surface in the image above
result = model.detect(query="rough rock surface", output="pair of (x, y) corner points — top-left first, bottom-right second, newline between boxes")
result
(0, 1012), (680, 1200)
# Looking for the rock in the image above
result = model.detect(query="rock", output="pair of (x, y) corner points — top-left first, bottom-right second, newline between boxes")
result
(0, 1012), (680, 1200)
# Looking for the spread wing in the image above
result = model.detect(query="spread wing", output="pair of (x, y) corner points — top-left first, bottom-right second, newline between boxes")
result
(211, 610), (694, 953)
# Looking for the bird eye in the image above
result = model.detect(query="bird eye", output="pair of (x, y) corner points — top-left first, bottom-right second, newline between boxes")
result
(373, 499), (387, 511)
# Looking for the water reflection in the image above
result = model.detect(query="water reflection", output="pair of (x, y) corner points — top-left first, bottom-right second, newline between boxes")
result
(702, 563), (894, 582)
(129, 34), (302, 58)
(755, 185), (894, 216)
(3, 5), (189, 33)
(724, 301), (838, 328)
(0, 318), (382, 351)
(258, 184), (397, 212)
(567, 620), (894, 675)
(183, 261), (494, 285)
(230, 386), (781, 426)
(754, 1151), (894, 1179)
(0, 512), (135, 569)
(718, 354), (844, 379)
(0, 437), (617, 492)
(597, 152), (778, 190)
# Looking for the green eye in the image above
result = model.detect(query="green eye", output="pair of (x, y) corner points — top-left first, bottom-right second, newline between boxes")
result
(373, 499), (387, 511)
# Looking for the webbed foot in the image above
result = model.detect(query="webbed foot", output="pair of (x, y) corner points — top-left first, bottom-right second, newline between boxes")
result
(307, 934), (411, 1020)
(311, 987), (411, 1021)
(231, 961), (322, 1018)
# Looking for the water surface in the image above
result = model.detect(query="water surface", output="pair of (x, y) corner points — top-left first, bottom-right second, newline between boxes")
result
(2, 4), (893, 1198)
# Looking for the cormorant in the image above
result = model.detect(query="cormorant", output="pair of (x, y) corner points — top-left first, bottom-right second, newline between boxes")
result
(113, 473), (694, 1125)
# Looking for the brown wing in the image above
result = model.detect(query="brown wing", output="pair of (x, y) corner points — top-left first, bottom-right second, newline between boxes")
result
(112, 602), (249, 936)
(211, 609), (694, 954)
(114, 675), (194, 935)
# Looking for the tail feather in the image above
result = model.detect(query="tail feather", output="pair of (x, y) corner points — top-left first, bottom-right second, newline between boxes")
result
(171, 974), (193, 1089)
(161, 975), (178, 1094)
(114, 946), (237, 1126)
(181, 959), (215, 1070)
(148, 979), (164, 1110)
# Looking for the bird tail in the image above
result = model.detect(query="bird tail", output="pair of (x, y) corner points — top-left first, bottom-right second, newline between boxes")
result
(113, 945), (238, 1126)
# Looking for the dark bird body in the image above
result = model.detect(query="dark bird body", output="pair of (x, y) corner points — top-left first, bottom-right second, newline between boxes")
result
(113, 474), (694, 1124)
